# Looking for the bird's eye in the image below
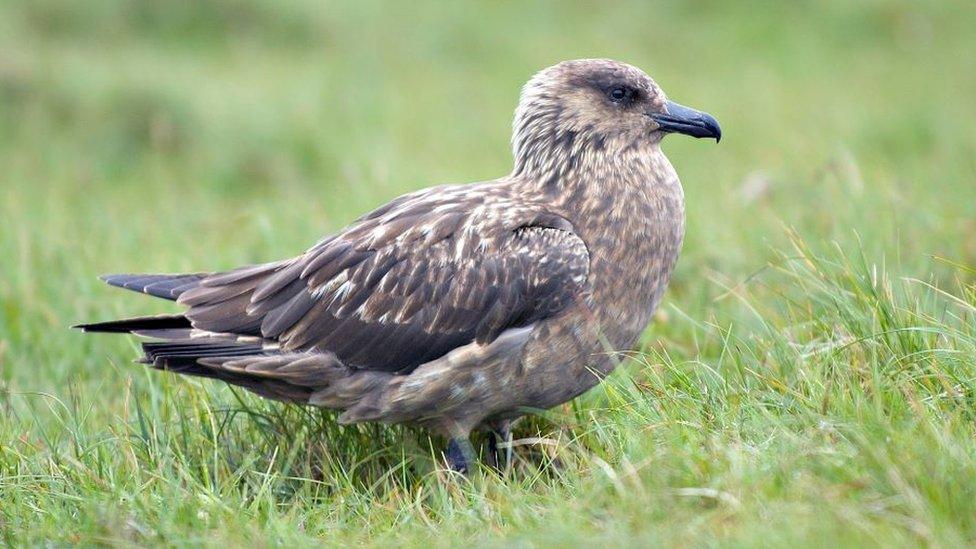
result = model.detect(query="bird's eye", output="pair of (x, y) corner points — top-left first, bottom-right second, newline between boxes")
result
(608, 87), (629, 102)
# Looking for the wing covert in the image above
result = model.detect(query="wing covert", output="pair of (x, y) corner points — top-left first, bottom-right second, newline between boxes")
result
(178, 187), (589, 373)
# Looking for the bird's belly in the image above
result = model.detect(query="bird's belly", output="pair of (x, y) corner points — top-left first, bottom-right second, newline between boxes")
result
(506, 229), (683, 411)
(513, 301), (658, 409)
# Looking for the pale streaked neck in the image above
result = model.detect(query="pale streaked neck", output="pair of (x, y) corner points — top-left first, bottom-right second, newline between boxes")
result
(510, 132), (670, 200)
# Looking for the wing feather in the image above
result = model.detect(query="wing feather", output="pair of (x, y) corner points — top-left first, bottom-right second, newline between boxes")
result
(176, 185), (590, 373)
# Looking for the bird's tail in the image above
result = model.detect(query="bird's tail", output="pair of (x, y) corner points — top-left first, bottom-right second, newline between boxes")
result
(77, 316), (357, 405)
(99, 273), (208, 301)
(137, 338), (355, 404)
(73, 272), (206, 332)
(76, 270), (372, 407)
(74, 314), (192, 333)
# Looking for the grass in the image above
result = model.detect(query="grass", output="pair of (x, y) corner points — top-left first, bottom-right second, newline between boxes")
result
(2, 0), (976, 545)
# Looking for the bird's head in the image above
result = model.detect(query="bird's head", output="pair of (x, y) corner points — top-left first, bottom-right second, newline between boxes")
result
(512, 59), (720, 175)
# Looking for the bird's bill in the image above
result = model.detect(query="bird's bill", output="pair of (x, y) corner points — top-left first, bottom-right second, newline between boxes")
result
(650, 100), (722, 142)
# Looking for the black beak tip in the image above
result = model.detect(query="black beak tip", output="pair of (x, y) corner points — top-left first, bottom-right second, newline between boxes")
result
(701, 112), (722, 143)
(709, 117), (722, 143)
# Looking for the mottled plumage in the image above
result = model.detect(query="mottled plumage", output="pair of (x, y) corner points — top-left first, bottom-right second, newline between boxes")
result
(77, 59), (720, 472)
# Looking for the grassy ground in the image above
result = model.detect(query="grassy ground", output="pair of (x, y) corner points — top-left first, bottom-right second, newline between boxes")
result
(2, 0), (976, 546)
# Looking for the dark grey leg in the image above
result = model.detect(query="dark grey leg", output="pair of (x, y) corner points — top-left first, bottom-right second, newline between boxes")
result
(445, 437), (474, 473)
(486, 419), (512, 472)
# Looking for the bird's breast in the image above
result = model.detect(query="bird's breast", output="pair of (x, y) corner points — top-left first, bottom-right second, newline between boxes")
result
(515, 169), (685, 409)
(563, 160), (685, 350)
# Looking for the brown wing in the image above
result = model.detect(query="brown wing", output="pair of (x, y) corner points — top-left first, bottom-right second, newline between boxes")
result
(177, 185), (590, 374)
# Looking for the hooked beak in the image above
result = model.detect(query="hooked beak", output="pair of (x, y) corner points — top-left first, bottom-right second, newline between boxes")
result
(649, 100), (722, 142)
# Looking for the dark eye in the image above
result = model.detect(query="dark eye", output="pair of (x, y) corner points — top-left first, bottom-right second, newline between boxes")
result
(608, 87), (629, 102)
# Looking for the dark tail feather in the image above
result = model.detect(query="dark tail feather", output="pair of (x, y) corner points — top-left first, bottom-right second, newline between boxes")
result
(142, 340), (265, 367)
(101, 273), (208, 301)
(74, 314), (192, 333)
(139, 340), (324, 403)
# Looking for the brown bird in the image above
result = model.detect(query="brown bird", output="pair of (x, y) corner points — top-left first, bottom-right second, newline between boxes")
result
(77, 59), (720, 472)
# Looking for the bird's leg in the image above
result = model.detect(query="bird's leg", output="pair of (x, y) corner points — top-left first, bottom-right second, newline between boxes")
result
(485, 418), (512, 472)
(445, 437), (475, 473)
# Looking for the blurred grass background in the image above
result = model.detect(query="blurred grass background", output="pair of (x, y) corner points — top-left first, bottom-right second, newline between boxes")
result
(1, 0), (976, 546)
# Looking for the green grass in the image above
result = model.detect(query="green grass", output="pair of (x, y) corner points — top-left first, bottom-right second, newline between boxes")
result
(2, 0), (976, 545)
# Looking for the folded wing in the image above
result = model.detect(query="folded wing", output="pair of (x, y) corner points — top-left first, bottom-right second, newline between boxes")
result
(177, 186), (590, 373)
